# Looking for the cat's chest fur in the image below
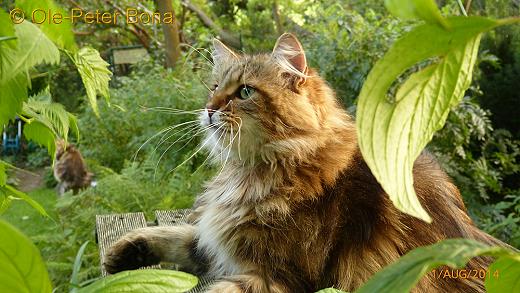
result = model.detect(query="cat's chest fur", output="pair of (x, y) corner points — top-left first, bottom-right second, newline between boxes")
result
(195, 166), (279, 277)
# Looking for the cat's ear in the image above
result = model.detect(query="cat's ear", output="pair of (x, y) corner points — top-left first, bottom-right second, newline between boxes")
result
(272, 33), (307, 84)
(212, 38), (238, 64)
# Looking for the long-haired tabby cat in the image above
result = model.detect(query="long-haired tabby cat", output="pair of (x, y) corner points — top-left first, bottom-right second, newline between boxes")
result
(105, 34), (510, 292)
(54, 139), (93, 195)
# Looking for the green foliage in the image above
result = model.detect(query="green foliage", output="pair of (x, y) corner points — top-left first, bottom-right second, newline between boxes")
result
(357, 0), (519, 221)
(16, 0), (77, 51)
(0, 12), (60, 127)
(79, 61), (207, 171)
(385, 0), (448, 27)
(22, 92), (80, 159)
(73, 47), (113, 117)
(0, 219), (52, 293)
(41, 158), (207, 289)
(485, 255), (520, 292)
(355, 239), (515, 293)
(431, 98), (520, 247)
(77, 270), (198, 293)
(303, 5), (405, 106)
(70, 241), (90, 292)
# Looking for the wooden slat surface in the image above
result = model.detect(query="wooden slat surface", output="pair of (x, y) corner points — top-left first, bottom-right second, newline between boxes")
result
(155, 209), (213, 293)
(95, 212), (160, 276)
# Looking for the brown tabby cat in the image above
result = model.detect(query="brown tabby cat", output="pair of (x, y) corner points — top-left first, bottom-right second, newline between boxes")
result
(105, 34), (511, 292)
(54, 139), (93, 195)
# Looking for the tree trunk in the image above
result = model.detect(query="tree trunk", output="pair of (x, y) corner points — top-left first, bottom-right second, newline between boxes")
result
(272, 0), (284, 35)
(156, 0), (181, 68)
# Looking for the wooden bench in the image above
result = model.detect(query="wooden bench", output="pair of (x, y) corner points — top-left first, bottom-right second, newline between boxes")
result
(96, 209), (212, 292)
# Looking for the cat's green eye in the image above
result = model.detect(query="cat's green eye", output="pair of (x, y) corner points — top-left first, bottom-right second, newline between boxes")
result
(238, 86), (255, 99)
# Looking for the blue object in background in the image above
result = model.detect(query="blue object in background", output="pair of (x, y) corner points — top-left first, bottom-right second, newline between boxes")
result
(2, 118), (22, 155)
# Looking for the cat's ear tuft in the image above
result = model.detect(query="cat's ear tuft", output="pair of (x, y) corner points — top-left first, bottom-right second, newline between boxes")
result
(212, 38), (238, 63)
(272, 33), (307, 81)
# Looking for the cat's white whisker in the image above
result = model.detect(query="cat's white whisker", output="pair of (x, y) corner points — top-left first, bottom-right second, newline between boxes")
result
(154, 121), (201, 151)
(133, 124), (177, 162)
(167, 122), (226, 175)
(154, 123), (221, 179)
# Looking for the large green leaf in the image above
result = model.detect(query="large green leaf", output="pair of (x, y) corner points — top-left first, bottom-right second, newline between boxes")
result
(485, 255), (520, 293)
(0, 73), (28, 128)
(384, 0), (448, 28)
(1, 20), (60, 83)
(0, 219), (52, 293)
(356, 16), (519, 222)
(0, 9), (16, 48)
(73, 47), (112, 116)
(16, 0), (77, 51)
(0, 18), (59, 126)
(23, 97), (79, 143)
(77, 270), (198, 293)
(355, 239), (516, 293)
(23, 120), (56, 158)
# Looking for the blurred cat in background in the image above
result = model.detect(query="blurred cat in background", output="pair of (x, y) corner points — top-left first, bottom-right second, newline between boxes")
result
(54, 139), (93, 195)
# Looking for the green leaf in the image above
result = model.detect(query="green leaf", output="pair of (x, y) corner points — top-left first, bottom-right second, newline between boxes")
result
(77, 270), (198, 293)
(73, 47), (112, 116)
(16, 0), (77, 51)
(0, 160), (6, 187)
(356, 16), (519, 222)
(1, 20), (60, 83)
(3, 184), (49, 217)
(0, 9), (16, 48)
(23, 95), (80, 143)
(70, 241), (90, 292)
(384, 0), (449, 29)
(485, 255), (520, 293)
(0, 219), (52, 293)
(0, 18), (59, 126)
(23, 120), (56, 159)
(0, 73), (28, 128)
(355, 239), (516, 293)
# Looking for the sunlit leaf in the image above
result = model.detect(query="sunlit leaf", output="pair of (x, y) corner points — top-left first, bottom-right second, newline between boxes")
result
(23, 96), (79, 143)
(77, 270), (198, 293)
(73, 47), (112, 116)
(23, 120), (56, 159)
(384, 0), (449, 29)
(356, 17), (519, 222)
(0, 18), (59, 126)
(16, 0), (77, 51)
(0, 9), (16, 49)
(485, 255), (520, 293)
(0, 219), (52, 293)
(0, 20), (60, 83)
(356, 239), (516, 293)
(0, 160), (6, 187)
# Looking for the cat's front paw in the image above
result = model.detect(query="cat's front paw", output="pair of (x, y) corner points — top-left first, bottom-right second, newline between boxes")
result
(104, 233), (160, 274)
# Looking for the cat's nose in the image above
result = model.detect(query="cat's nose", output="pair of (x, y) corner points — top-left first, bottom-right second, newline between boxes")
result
(207, 109), (215, 118)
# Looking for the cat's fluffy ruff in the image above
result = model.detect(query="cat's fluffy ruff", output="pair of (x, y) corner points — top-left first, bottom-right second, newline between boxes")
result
(105, 34), (510, 293)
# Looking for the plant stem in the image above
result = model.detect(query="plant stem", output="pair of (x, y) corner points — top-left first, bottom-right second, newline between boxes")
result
(456, 0), (468, 16)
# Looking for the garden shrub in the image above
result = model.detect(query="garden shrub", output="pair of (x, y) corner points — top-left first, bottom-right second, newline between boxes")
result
(79, 60), (209, 171)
